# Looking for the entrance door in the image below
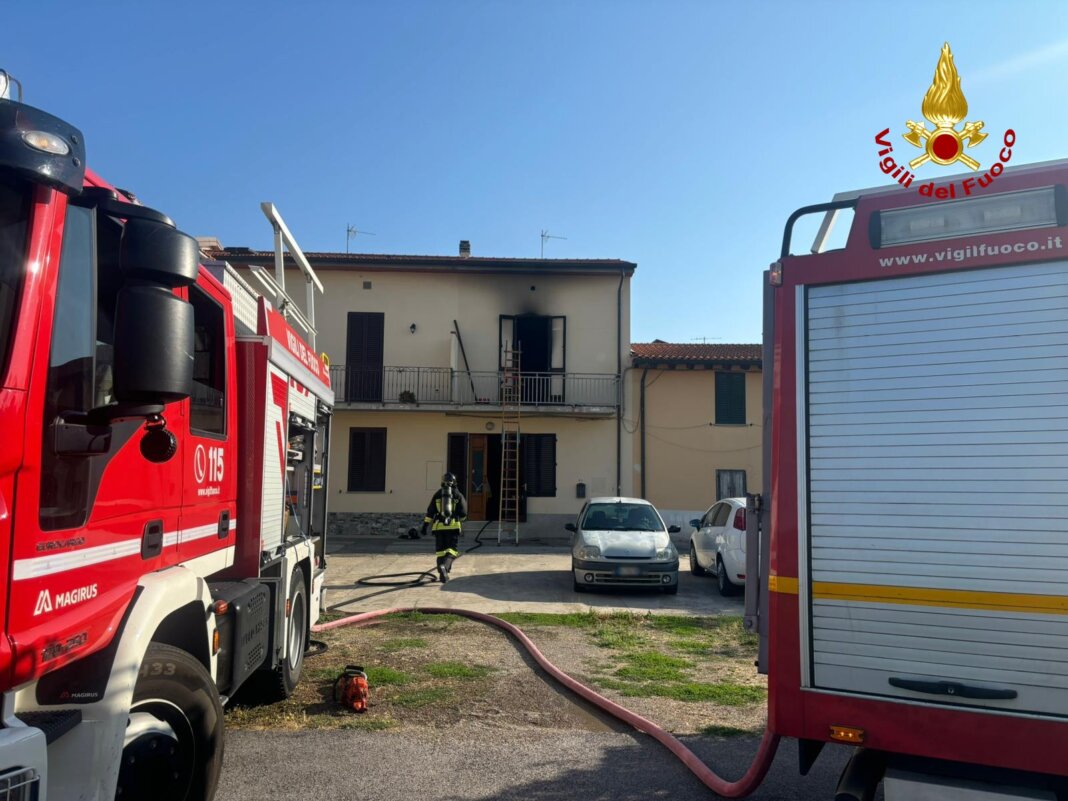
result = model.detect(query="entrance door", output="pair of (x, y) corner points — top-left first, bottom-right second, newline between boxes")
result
(345, 312), (384, 402)
(467, 435), (490, 519)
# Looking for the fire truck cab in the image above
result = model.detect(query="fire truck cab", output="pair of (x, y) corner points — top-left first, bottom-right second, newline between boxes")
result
(750, 159), (1068, 799)
(0, 70), (332, 799)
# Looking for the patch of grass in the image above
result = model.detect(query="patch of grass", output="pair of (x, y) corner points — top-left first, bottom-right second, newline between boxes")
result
(318, 610), (347, 623)
(591, 620), (648, 650)
(496, 611), (598, 629)
(425, 662), (493, 679)
(646, 682), (766, 705)
(700, 724), (750, 738)
(303, 665), (345, 682)
(387, 611), (466, 626)
(338, 716), (396, 731)
(365, 667), (412, 686)
(614, 651), (694, 682)
(644, 615), (713, 636)
(382, 638), (429, 650)
(593, 677), (764, 705)
(670, 639), (714, 655)
(391, 687), (453, 708)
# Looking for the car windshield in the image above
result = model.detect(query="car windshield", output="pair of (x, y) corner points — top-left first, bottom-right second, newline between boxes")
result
(582, 502), (664, 532)
(0, 172), (31, 381)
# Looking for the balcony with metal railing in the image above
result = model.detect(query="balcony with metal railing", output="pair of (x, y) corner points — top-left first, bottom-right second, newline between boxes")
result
(329, 365), (619, 414)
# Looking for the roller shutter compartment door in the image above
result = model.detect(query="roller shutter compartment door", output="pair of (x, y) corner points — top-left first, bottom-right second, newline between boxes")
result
(804, 261), (1068, 718)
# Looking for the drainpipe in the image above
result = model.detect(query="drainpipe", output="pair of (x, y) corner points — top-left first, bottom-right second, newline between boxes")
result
(616, 268), (625, 496)
(639, 367), (649, 498)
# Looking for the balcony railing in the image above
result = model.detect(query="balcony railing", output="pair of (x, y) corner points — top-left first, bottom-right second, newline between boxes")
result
(329, 366), (619, 409)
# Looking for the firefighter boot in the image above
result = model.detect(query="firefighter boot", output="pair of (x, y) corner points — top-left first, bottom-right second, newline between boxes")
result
(436, 557), (449, 584)
(443, 555), (456, 576)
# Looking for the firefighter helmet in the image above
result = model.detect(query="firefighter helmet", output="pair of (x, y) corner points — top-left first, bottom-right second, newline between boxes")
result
(442, 472), (458, 488)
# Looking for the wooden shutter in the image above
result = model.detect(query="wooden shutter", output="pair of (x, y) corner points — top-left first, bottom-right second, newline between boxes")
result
(522, 434), (556, 497)
(347, 427), (386, 491)
(715, 372), (746, 424)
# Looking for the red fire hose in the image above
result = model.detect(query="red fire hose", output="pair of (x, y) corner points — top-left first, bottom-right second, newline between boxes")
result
(314, 607), (780, 798)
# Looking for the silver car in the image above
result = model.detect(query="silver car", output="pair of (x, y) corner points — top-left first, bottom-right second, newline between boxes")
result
(567, 497), (681, 594)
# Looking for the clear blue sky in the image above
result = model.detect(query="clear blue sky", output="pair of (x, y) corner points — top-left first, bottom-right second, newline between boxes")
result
(7, 1), (1068, 343)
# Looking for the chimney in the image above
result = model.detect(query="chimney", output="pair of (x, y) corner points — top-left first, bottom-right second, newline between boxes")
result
(459, 240), (471, 258)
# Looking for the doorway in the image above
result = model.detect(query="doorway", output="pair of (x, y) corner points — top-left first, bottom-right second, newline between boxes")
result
(447, 432), (525, 522)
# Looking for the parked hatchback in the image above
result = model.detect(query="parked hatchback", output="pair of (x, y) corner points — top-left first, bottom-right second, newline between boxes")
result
(689, 497), (746, 596)
(568, 497), (681, 594)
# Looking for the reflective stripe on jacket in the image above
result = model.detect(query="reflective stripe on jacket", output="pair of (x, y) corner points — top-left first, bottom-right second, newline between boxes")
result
(424, 489), (467, 531)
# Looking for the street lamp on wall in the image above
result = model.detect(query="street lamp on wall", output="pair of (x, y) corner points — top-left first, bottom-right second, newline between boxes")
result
(409, 323), (417, 334)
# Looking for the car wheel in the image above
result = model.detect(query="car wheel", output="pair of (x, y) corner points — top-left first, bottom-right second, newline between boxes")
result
(716, 559), (738, 597)
(689, 543), (707, 576)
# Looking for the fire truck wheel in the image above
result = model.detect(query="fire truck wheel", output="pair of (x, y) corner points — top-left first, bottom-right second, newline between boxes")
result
(277, 568), (308, 698)
(716, 559), (739, 597)
(117, 643), (224, 801)
(689, 544), (707, 576)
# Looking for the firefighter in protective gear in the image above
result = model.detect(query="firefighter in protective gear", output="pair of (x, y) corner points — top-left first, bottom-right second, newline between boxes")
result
(422, 473), (467, 583)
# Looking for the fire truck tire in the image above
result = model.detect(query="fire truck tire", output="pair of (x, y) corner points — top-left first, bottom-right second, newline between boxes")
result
(276, 568), (308, 698)
(117, 643), (224, 801)
(716, 559), (739, 597)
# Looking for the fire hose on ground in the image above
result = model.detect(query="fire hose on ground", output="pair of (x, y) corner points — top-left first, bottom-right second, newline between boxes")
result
(312, 606), (781, 798)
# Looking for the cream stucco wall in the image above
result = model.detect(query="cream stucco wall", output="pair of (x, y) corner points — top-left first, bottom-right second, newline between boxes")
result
(329, 410), (627, 520)
(629, 368), (762, 515)
(274, 267), (630, 378)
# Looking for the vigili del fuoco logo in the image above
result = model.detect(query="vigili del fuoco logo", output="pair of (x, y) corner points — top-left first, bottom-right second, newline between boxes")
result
(875, 43), (1015, 199)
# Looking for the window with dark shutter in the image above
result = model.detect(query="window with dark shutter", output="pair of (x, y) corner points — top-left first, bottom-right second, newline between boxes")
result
(715, 372), (746, 425)
(348, 428), (386, 491)
(521, 434), (557, 497)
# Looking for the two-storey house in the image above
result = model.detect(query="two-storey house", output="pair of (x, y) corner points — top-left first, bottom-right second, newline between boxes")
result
(214, 243), (636, 538)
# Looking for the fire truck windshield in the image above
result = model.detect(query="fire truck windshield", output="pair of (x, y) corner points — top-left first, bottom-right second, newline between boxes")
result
(0, 172), (30, 381)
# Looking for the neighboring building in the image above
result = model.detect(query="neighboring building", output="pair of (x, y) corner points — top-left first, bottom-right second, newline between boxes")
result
(213, 243), (636, 537)
(629, 342), (762, 526)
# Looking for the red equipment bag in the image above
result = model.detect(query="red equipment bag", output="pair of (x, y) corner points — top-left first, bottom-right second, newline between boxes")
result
(334, 665), (370, 713)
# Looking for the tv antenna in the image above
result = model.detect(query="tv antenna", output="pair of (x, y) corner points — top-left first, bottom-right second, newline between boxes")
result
(691, 337), (722, 344)
(346, 224), (376, 253)
(540, 229), (567, 258)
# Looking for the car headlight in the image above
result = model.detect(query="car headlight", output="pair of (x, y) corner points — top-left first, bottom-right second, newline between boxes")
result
(576, 545), (601, 560)
(655, 545), (677, 562)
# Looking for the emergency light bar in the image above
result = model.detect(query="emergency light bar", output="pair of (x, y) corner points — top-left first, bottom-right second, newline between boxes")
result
(871, 186), (1067, 248)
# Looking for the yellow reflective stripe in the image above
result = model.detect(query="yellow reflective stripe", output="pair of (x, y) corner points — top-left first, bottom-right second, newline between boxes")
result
(435, 550), (448, 557)
(812, 581), (1068, 615)
(423, 517), (433, 524)
(444, 549), (459, 557)
(768, 575), (798, 595)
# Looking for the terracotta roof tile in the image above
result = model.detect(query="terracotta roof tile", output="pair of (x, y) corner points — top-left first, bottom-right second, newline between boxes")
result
(631, 342), (762, 364)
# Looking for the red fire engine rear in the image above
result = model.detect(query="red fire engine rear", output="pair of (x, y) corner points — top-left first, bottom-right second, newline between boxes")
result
(750, 161), (1068, 798)
(0, 70), (333, 799)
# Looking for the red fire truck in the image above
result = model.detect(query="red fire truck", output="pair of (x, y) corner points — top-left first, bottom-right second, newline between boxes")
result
(0, 70), (333, 799)
(749, 159), (1068, 798)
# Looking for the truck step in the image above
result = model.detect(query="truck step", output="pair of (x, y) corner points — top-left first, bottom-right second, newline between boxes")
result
(19, 709), (82, 744)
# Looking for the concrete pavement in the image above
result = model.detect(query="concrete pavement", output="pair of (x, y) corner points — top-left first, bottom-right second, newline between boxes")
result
(322, 533), (743, 616)
(216, 727), (863, 800)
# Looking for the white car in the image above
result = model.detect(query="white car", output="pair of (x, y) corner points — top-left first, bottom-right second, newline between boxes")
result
(689, 497), (746, 596)
(567, 497), (681, 594)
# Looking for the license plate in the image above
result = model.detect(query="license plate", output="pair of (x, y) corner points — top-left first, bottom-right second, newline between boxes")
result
(616, 566), (641, 577)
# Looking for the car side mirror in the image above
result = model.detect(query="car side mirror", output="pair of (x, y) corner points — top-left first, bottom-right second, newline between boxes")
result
(668, 525), (681, 533)
(113, 285), (193, 405)
(689, 519), (701, 529)
(565, 523), (577, 532)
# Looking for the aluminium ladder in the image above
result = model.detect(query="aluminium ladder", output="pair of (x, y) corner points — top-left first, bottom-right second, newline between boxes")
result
(497, 343), (521, 545)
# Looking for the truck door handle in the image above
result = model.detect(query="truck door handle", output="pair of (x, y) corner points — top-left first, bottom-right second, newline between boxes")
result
(889, 677), (1017, 700)
(141, 520), (164, 559)
(218, 510), (231, 540)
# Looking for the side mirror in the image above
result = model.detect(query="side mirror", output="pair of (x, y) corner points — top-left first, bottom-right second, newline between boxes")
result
(121, 218), (199, 287)
(113, 285), (193, 404)
(689, 519), (701, 530)
(565, 523), (577, 533)
(668, 525), (681, 533)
